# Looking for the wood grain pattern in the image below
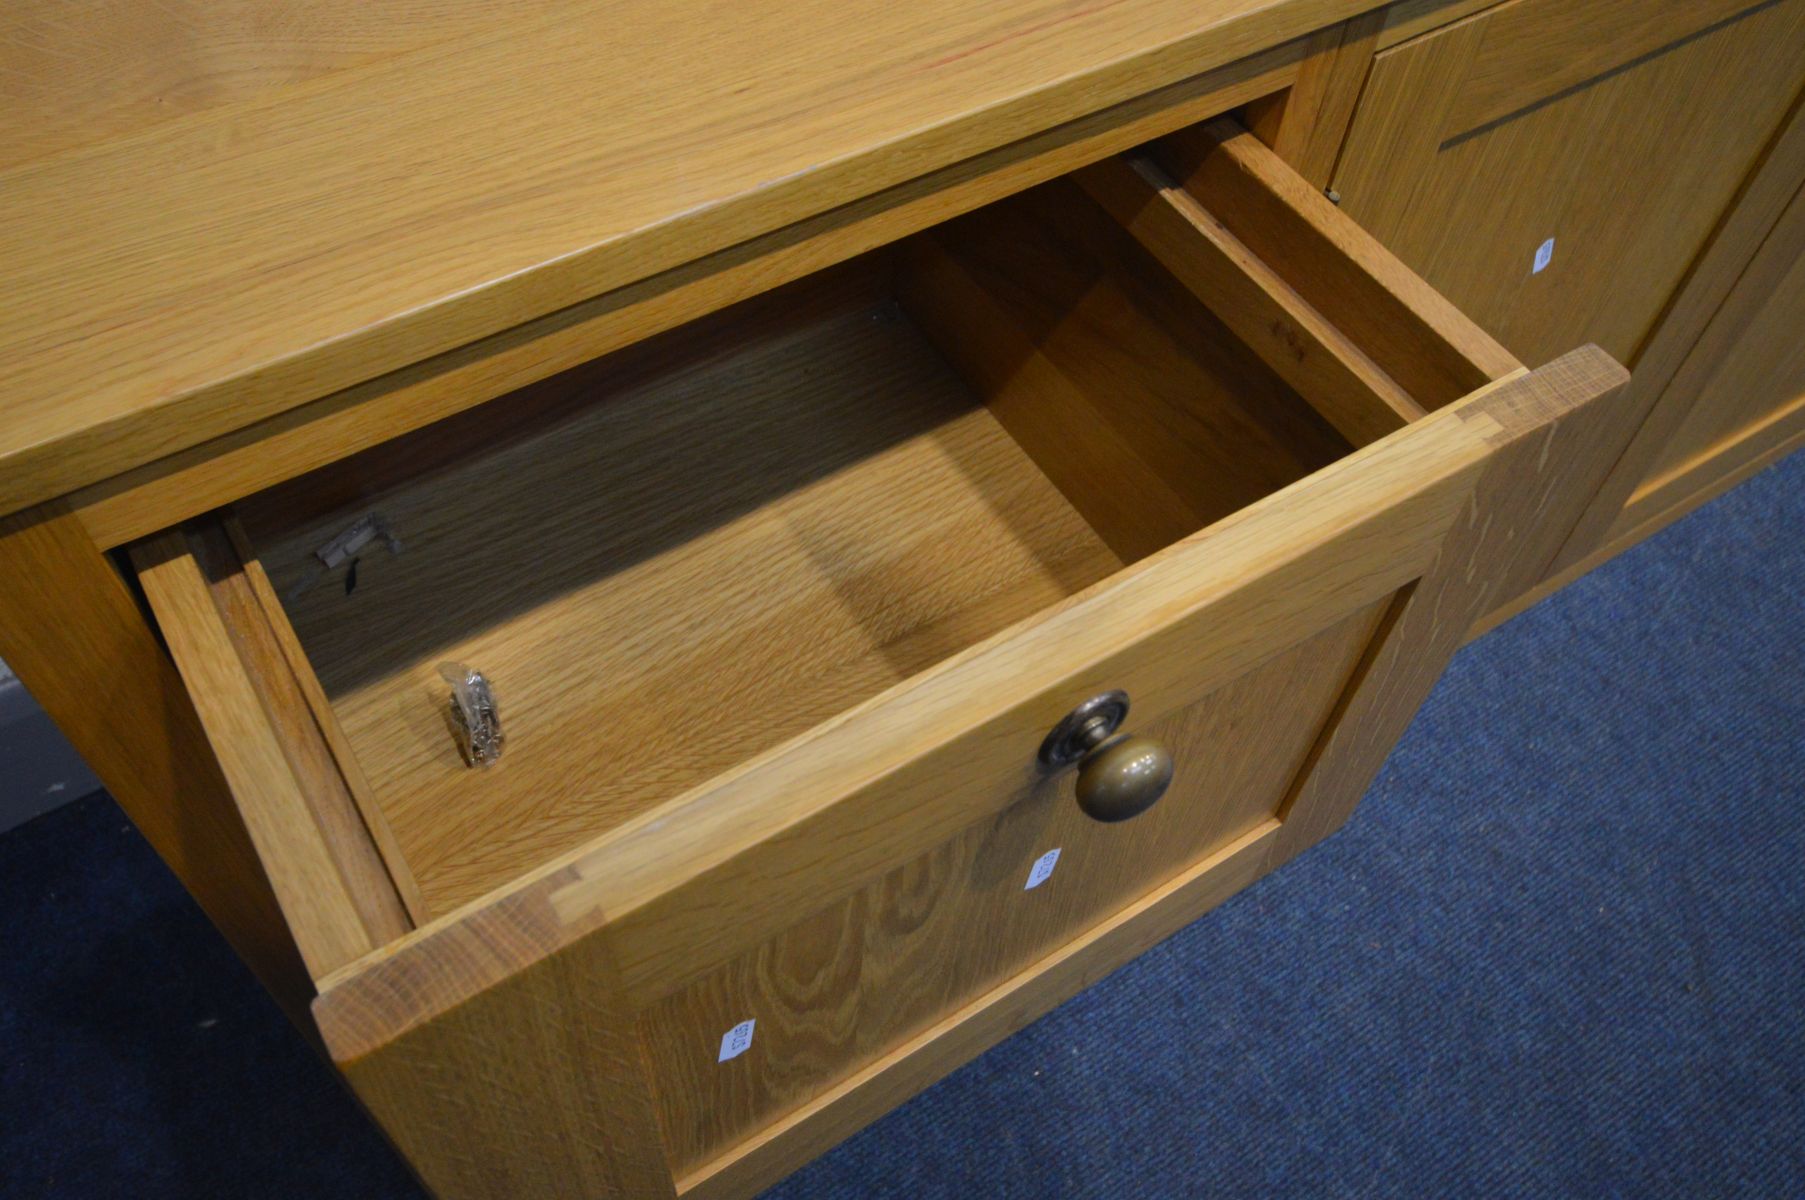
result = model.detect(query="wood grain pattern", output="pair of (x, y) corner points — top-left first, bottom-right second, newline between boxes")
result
(134, 528), (407, 977)
(309, 317), (1631, 1199)
(1333, 0), (1805, 372)
(574, 424), (1477, 1012)
(0, 0), (513, 171)
(1445, 0), (1775, 135)
(312, 351), (1629, 1199)
(190, 524), (418, 941)
(1272, 347), (1632, 862)
(0, 7), (1708, 1196)
(901, 179), (1350, 561)
(1376, 0), (1502, 51)
(1076, 152), (1425, 445)
(0, 0), (1392, 520)
(1539, 87), (1805, 585)
(1470, 397), (1805, 643)
(333, 902), (678, 1200)
(1246, 9), (1386, 187)
(642, 604), (1386, 1173)
(63, 37), (1306, 552)
(1634, 401), (1805, 536)
(313, 392), (1493, 1048)
(1494, 174), (1805, 635)
(676, 820), (1280, 1200)
(900, 235), (1211, 562)
(1156, 118), (1521, 406)
(0, 504), (314, 1024)
(1630, 182), (1805, 515)
(243, 270), (1127, 919)
(312, 411), (1482, 1199)
(229, 155), (1427, 920)
(223, 517), (431, 924)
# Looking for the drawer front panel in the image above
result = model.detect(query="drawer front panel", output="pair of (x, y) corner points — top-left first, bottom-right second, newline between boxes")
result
(313, 351), (1633, 1200)
(639, 598), (1390, 1174)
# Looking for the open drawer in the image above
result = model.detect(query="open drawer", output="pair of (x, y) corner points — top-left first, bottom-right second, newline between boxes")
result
(130, 119), (1631, 1200)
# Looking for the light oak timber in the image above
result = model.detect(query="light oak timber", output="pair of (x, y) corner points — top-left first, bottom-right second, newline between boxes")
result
(0, 504), (315, 1024)
(312, 402), (1496, 1040)
(1543, 89), (1805, 582)
(220, 518), (432, 925)
(1245, 8), (1387, 188)
(1631, 399), (1805, 537)
(333, 918), (678, 1200)
(235, 265), (1134, 920)
(0, 5), (1707, 1196)
(0, 0), (1399, 521)
(1376, 0), (1501, 50)
(678, 820), (1282, 1200)
(901, 179), (1349, 561)
(1333, 0), (1805, 612)
(1622, 171), (1805, 527)
(1245, 21), (1347, 172)
(644, 605), (1386, 1173)
(1333, 0), (1805, 373)
(898, 235), (1214, 563)
(1455, 355), (1635, 612)
(68, 38), (1308, 552)
(224, 163), (1384, 920)
(1272, 348), (1632, 861)
(561, 413), (1474, 1014)
(312, 430), (1480, 1198)
(0, 0), (525, 171)
(1154, 118), (1521, 405)
(1075, 152), (1426, 447)
(134, 528), (410, 977)
(309, 356), (1602, 1034)
(1445, 0), (1781, 136)
(1640, 276), (1805, 487)
(1513, 171), (1805, 623)
(230, 261), (900, 541)
(1470, 396), (1805, 643)
(310, 350), (1628, 1200)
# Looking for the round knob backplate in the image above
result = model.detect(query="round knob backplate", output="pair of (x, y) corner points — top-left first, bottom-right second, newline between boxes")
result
(1038, 690), (1130, 768)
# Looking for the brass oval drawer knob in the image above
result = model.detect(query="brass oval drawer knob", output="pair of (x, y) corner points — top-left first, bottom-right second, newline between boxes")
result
(1038, 690), (1174, 823)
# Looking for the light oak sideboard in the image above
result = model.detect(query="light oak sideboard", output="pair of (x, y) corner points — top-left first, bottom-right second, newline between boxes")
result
(0, 2), (1798, 1196)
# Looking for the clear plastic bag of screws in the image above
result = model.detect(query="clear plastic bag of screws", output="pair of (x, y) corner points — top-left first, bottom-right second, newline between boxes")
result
(440, 662), (502, 767)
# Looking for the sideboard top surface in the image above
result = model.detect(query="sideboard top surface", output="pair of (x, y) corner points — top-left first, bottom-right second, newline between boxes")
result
(0, 0), (1387, 520)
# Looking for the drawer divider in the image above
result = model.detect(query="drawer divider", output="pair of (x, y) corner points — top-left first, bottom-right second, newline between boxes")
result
(1154, 117), (1523, 407)
(1077, 151), (1426, 447)
(219, 514), (432, 926)
(134, 523), (417, 978)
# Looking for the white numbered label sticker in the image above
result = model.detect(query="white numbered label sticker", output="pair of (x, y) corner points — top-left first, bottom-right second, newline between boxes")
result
(1025, 848), (1062, 890)
(718, 1018), (756, 1063)
(1533, 237), (1555, 275)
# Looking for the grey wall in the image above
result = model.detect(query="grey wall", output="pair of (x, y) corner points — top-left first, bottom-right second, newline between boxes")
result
(0, 657), (101, 832)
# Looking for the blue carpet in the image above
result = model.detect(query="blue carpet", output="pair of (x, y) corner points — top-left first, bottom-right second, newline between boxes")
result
(3, 451), (1801, 1198)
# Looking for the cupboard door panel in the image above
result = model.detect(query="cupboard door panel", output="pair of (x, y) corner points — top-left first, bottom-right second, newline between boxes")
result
(1334, 0), (1805, 372)
(1618, 178), (1805, 532)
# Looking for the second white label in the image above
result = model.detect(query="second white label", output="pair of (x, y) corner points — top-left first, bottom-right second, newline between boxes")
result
(1025, 848), (1062, 890)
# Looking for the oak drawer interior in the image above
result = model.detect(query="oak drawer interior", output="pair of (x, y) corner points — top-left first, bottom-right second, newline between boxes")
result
(134, 118), (1519, 934)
